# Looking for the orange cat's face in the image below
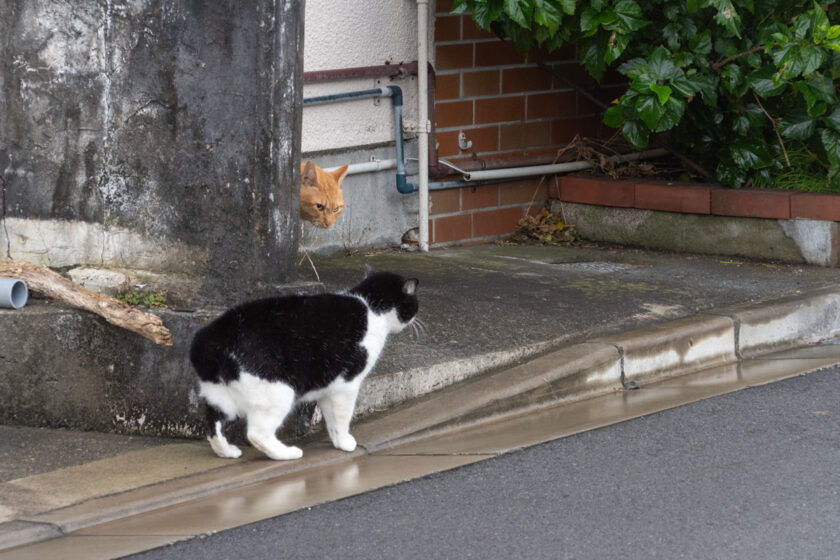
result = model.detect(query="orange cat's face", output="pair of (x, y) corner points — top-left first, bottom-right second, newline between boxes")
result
(299, 161), (348, 228)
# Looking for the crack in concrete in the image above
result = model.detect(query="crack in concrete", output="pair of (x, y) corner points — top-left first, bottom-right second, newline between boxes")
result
(1, 174), (10, 259)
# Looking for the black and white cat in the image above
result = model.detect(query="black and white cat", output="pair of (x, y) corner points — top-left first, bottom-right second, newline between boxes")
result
(190, 268), (419, 460)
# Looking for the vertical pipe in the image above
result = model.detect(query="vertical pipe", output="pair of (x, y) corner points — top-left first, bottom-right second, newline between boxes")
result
(416, 0), (430, 251)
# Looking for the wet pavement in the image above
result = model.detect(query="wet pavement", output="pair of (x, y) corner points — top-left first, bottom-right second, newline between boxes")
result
(4, 342), (840, 559)
(124, 363), (840, 560)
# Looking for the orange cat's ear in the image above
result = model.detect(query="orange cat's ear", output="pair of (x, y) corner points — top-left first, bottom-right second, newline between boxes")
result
(301, 161), (318, 188)
(332, 164), (349, 184)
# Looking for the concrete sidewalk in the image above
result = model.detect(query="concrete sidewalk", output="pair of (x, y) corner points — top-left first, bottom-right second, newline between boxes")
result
(1, 243), (840, 553)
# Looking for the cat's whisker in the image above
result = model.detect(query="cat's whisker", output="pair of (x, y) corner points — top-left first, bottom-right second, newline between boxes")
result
(408, 317), (428, 341)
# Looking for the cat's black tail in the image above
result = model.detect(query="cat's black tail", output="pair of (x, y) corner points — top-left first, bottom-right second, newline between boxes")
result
(190, 325), (239, 383)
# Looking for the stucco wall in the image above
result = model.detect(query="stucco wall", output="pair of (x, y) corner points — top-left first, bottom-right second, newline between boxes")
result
(301, 0), (429, 153)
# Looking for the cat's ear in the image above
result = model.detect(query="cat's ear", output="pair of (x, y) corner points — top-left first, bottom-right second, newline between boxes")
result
(332, 164), (349, 184)
(364, 264), (374, 278)
(301, 161), (318, 188)
(402, 278), (418, 296)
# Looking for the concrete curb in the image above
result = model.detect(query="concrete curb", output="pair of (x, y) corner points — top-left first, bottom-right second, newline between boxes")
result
(3, 286), (840, 553)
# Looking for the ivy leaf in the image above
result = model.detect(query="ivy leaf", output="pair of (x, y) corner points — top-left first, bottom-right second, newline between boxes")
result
(504, 0), (532, 29)
(664, 4), (681, 21)
(686, 0), (709, 14)
(663, 23), (680, 49)
(804, 74), (837, 104)
(534, 0), (564, 35)
(721, 64), (742, 93)
(579, 36), (607, 80)
(471, 3), (502, 29)
(793, 12), (812, 40)
(830, 164), (840, 189)
(604, 104), (624, 128)
(778, 111), (816, 140)
(743, 103), (765, 128)
(771, 43), (795, 67)
(689, 30), (713, 56)
(450, 0), (471, 14)
(598, 7), (618, 29)
(731, 138), (773, 169)
(622, 120), (650, 147)
(617, 57), (647, 78)
(655, 96), (685, 131)
(558, 0), (575, 16)
(825, 106), (840, 132)
(614, 0), (649, 32)
(649, 83), (672, 105)
(671, 76), (696, 98)
(637, 94), (667, 129)
(648, 46), (677, 82)
(822, 128), (840, 166)
(809, 0), (830, 39)
(580, 6), (600, 35)
(605, 33), (630, 64)
(713, 0), (742, 39)
(747, 69), (786, 97)
(717, 159), (747, 187)
(693, 74), (719, 106)
(794, 76), (834, 118)
(732, 115), (750, 135)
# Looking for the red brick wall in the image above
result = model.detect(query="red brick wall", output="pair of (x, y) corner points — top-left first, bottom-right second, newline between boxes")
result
(433, 2), (622, 166)
(429, 179), (550, 247)
(430, 1), (623, 246)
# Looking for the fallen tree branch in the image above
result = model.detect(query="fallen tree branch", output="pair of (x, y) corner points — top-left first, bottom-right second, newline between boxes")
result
(0, 259), (173, 346)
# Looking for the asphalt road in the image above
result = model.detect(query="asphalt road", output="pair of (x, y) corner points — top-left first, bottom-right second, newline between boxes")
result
(127, 366), (840, 560)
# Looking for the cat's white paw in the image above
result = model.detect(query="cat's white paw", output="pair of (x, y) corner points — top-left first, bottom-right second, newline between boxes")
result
(209, 436), (242, 459)
(333, 433), (357, 452)
(258, 442), (303, 461)
(272, 445), (303, 461)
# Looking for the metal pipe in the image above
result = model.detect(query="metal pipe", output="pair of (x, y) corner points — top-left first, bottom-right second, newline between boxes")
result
(326, 159), (397, 176)
(302, 87), (392, 106)
(302, 86), (415, 193)
(0, 278), (28, 309)
(387, 86), (415, 194)
(416, 0), (430, 251)
(442, 148), (669, 182)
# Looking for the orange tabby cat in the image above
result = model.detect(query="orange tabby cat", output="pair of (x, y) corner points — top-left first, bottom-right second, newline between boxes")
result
(300, 161), (349, 228)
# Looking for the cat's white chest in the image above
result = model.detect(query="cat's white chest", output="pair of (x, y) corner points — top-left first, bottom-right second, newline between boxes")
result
(358, 309), (390, 377)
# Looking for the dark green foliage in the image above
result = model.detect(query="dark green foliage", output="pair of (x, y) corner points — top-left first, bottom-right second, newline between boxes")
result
(452, 0), (840, 189)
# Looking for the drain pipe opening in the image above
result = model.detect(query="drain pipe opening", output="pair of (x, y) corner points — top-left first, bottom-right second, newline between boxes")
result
(0, 278), (28, 309)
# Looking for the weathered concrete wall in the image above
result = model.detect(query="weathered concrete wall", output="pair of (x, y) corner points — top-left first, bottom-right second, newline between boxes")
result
(0, 297), (320, 438)
(0, 0), (304, 304)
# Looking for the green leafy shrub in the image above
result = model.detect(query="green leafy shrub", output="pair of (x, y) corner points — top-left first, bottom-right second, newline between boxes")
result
(452, 0), (840, 189)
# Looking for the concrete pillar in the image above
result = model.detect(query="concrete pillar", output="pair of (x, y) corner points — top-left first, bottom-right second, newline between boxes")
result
(0, 0), (303, 305)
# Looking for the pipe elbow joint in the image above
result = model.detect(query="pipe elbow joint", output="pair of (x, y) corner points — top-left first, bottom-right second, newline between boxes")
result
(387, 86), (403, 106)
(396, 174), (415, 194)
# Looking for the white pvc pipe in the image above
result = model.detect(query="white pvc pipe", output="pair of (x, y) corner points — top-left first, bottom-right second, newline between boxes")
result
(457, 149), (669, 182)
(0, 278), (28, 309)
(417, 0), (430, 252)
(326, 159), (397, 176)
